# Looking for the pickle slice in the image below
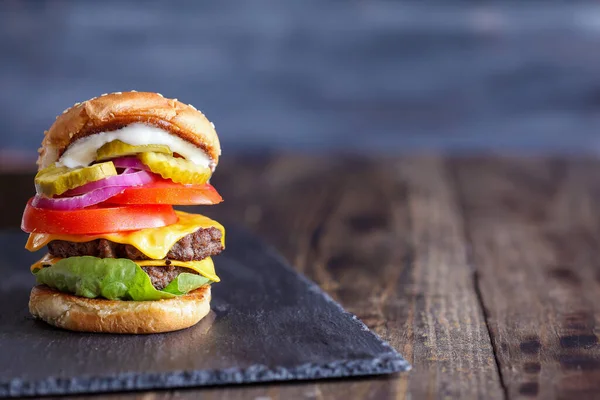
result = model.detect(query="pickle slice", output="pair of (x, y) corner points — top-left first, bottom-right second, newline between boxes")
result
(35, 161), (117, 197)
(138, 152), (211, 185)
(96, 140), (172, 161)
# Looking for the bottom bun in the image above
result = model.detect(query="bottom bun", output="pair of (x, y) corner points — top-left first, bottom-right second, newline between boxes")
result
(29, 284), (211, 334)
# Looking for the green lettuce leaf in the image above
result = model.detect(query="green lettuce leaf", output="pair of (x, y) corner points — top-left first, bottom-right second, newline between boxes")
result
(33, 256), (212, 301)
(162, 273), (211, 295)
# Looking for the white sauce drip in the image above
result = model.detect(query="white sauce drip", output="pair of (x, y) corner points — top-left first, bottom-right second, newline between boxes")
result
(57, 123), (211, 168)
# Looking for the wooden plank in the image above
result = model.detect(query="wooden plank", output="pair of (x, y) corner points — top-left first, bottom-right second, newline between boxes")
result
(64, 379), (400, 400)
(453, 157), (600, 399)
(398, 157), (502, 398)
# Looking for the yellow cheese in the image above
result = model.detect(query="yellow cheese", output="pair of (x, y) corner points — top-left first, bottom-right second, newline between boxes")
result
(30, 253), (59, 271)
(25, 211), (225, 260)
(30, 254), (220, 282)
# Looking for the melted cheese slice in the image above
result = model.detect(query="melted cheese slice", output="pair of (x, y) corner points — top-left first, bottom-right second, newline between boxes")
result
(31, 253), (220, 282)
(25, 211), (225, 260)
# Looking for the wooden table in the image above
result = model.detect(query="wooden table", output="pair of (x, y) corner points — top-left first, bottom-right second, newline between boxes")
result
(3, 155), (600, 399)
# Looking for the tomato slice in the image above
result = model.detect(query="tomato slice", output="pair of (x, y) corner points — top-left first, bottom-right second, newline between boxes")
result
(108, 180), (223, 205)
(22, 198), (178, 234)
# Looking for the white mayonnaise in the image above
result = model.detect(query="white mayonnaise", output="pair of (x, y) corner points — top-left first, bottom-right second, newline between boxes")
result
(57, 123), (211, 168)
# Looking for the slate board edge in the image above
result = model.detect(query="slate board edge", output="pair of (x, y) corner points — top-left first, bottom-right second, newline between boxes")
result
(1, 353), (409, 397)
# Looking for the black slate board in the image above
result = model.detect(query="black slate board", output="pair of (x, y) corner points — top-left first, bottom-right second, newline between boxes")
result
(0, 227), (409, 397)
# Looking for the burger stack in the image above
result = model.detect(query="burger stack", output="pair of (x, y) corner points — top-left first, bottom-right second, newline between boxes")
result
(21, 91), (225, 334)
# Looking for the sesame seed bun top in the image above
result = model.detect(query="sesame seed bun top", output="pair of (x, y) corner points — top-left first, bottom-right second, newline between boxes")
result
(37, 91), (221, 169)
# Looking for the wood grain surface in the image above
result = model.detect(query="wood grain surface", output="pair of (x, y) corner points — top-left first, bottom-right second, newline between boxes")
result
(3, 155), (600, 399)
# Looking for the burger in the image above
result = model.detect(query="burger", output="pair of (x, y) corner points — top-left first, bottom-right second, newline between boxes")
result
(21, 91), (225, 334)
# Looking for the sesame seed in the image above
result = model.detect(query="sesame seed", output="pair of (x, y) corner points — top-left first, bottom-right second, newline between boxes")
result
(62, 109), (69, 114)
(100, 93), (108, 96)
(211, 122), (215, 128)
(113, 91), (122, 95)
(189, 104), (197, 110)
(156, 93), (163, 97)
(131, 90), (137, 92)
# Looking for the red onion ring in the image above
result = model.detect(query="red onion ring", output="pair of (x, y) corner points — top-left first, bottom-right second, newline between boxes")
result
(32, 186), (130, 210)
(112, 157), (148, 170)
(33, 169), (157, 210)
(62, 169), (155, 196)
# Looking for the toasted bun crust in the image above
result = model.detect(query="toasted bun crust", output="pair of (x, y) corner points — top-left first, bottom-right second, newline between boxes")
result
(38, 91), (220, 169)
(29, 284), (211, 334)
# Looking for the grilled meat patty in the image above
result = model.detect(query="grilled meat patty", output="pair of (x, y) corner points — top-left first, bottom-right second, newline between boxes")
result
(141, 265), (193, 290)
(47, 227), (223, 261)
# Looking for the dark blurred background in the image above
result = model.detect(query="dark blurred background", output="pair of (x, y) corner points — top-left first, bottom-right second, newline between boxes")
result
(3, 1), (600, 166)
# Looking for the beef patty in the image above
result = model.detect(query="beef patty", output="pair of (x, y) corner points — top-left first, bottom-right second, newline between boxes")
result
(142, 265), (193, 290)
(47, 227), (223, 261)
